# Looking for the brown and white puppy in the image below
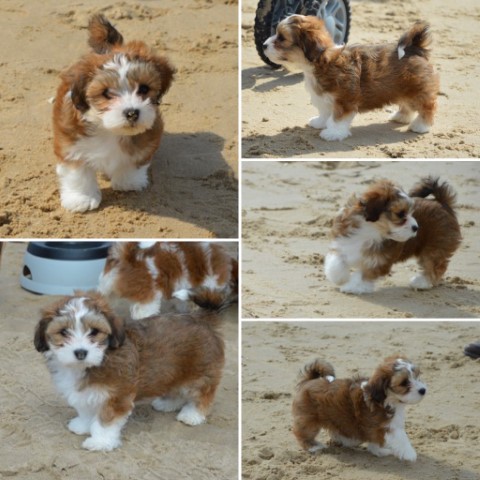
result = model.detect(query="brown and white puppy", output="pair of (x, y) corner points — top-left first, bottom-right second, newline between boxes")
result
(263, 15), (439, 141)
(34, 292), (224, 451)
(324, 177), (461, 294)
(98, 242), (238, 319)
(53, 14), (175, 212)
(292, 356), (426, 461)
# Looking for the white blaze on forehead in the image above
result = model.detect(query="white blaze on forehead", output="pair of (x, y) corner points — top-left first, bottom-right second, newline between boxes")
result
(60, 297), (90, 331)
(104, 54), (132, 87)
(395, 358), (415, 374)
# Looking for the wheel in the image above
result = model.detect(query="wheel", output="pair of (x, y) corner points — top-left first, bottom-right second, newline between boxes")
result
(254, 0), (282, 69)
(304, 0), (351, 44)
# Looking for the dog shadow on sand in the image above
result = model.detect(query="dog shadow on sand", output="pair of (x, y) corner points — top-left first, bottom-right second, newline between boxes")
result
(97, 131), (238, 238)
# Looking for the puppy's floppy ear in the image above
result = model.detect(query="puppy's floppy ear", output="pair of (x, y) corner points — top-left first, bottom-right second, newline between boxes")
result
(297, 28), (325, 63)
(360, 193), (387, 222)
(152, 56), (176, 103)
(34, 317), (52, 352)
(70, 74), (90, 113)
(364, 370), (390, 406)
(88, 14), (124, 54)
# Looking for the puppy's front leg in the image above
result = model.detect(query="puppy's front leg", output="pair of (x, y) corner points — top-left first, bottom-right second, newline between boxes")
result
(82, 414), (130, 451)
(56, 162), (101, 212)
(110, 163), (150, 191)
(385, 429), (417, 462)
(320, 112), (355, 141)
(308, 93), (333, 130)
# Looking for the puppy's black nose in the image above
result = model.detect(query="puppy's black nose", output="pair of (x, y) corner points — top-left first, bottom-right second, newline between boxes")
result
(74, 349), (88, 360)
(412, 224), (418, 232)
(418, 388), (426, 396)
(124, 108), (140, 122)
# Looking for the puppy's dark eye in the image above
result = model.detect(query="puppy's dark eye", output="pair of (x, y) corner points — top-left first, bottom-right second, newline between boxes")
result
(277, 34), (285, 42)
(89, 328), (99, 337)
(138, 84), (150, 95)
(60, 328), (69, 337)
(102, 88), (111, 99)
(400, 379), (409, 387)
(397, 210), (406, 219)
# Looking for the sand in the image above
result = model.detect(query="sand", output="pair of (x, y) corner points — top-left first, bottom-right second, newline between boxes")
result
(242, 321), (480, 480)
(242, 161), (480, 318)
(0, 242), (238, 479)
(0, 0), (238, 238)
(241, 0), (480, 158)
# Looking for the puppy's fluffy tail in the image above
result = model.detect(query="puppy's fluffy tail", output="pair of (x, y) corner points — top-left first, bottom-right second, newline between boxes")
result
(397, 21), (432, 60)
(88, 14), (124, 54)
(409, 176), (457, 216)
(176, 258), (238, 311)
(297, 359), (335, 387)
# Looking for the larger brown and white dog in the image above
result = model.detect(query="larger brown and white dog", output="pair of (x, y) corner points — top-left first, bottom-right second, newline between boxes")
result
(98, 242), (238, 319)
(324, 177), (461, 294)
(292, 356), (426, 461)
(263, 15), (439, 141)
(53, 15), (175, 211)
(34, 292), (224, 451)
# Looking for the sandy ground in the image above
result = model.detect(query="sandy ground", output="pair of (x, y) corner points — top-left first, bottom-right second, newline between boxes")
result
(0, 0), (238, 238)
(0, 242), (238, 480)
(241, 0), (480, 158)
(242, 161), (480, 318)
(242, 321), (480, 480)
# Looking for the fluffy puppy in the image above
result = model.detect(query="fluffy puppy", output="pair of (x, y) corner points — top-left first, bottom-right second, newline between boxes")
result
(292, 356), (426, 461)
(98, 242), (238, 319)
(53, 14), (175, 212)
(34, 292), (224, 451)
(263, 15), (439, 141)
(324, 177), (461, 294)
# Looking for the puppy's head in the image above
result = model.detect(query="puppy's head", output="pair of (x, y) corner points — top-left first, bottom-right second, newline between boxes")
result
(364, 356), (427, 407)
(66, 15), (175, 136)
(357, 179), (418, 242)
(263, 15), (335, 68)
(34, 292), (125, 367)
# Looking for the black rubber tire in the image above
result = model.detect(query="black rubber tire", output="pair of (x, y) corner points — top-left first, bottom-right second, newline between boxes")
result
(254, 0), (282, 69)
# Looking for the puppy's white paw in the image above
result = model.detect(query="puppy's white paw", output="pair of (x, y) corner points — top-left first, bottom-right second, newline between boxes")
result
(410, 274), (433, 290)
(152, 396), (186, 413)
(396, 445), (417, 462)
(320, 127), (351, 142)
(110, 165), (149, 191)
(308, 442), (326, 453)
(368, 443), (393, 457)
(68, 417), (91, 435)
(308, 116), (328, 129)
(82, 435), (121, 451)
(389, 110), (415, 124)
(408, 116), (430, 134)
(340, 276), (375, 294)
(61, 192), (101, 212)
(176, 404), (206, 426)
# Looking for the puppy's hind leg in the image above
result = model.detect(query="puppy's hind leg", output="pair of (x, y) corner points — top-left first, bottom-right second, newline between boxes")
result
(389, 104), (415, 124)
(176, 380), (220, 426)
(409, 97), (436, 134)
(293, 416), (325, 453)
